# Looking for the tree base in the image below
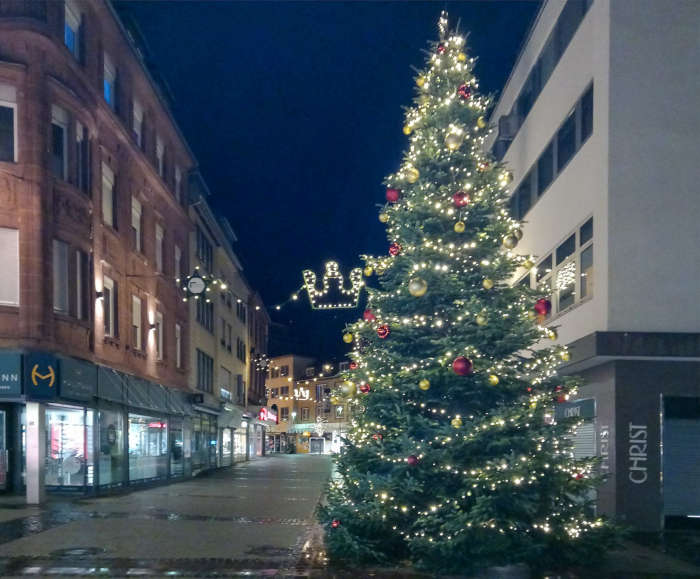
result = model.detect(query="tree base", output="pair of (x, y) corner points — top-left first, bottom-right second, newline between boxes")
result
(472, 563), (530, 579)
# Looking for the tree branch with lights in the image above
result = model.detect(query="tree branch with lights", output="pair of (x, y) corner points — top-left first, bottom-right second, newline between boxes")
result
(319, 13), (617, 575)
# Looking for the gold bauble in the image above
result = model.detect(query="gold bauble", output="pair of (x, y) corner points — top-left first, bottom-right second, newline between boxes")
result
(405, 166), (420, 183)
(364, 266), (374, 277)
(513, 229), (523, 240)
(454, 221), (465, 233)
(451, 417), (463, 429)
(418, 379), (431, 391)
(476, 314), (488, 326)
(488, 374), (499, 386)
(560, 351), (571, 362)
(403, 125), (412, 136)
(445, 132), (463, 151)
(476, 116), (487, 129)
(342, 333), (353, 344)
(503, 235), (518, 249)
(408, 277), (428, 297)
(527, 310), (537, 320)
(416, 76), (426, 87)
(341, 381), (357, 396)
(376, 266), (386, 276)
(330, 396), (340, 405)
(457, 52), (467, 62)
(549, 329), (558, 341)
(529, 400), (537, 409)
(522, 259), (534, 270)
(379, 213), (389, 223)
(482, 278), (494, 290)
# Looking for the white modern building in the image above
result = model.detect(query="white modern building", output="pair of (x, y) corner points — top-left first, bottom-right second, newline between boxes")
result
(489, 0), (700, 531)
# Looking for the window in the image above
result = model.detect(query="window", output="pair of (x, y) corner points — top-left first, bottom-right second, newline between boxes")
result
(0, 84), (17, 162)
(227, 323), (232, 351)
(52, 240), (69, 313)
(301, 407), (310, 421)
(270, 388), (279, 399)
(220, 366), (232, 392)
(196, 349), (214, 393)
(236, 337), (246, 362)
(280, 386), (289, 397)
(154, 311), (164, 360)
(76, 249), (89, 320)
(236, 301), (247, 324)
(50, 105), (68, 180)
(196, 298), (214, 332)
(338, 362), (349, 372)
(196, 226), (213, 272)
(64, 1), (81, 61)
(281, 407), (289, 422)
(131, 197), (142, 252)
(102, 163), (115, 228)
(335, 405), (344, 419)
(236, 374), (245, 405)
(174, 166), (182, 202)
(132, 100), (143, 147)
(175, 323), (182, 368)
(75, 121), (89, 193)
(270, 367), (280, 379)
(155, 223), (164, 273)
(103, 53), (116, 110)
(510, 83), (594, 219)
(156, 136), (165, 178)
(131, 295), (142, 350)
(580, 218), (594, 299)
(174, 244), (182, 282)
(305, 366), (315, 377)
(103, 275), (116, 337)
(280, 365), (289, 377)
(316, 385), (325, 401)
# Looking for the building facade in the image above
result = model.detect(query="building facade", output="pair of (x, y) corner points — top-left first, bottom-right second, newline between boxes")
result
(489, 0), (700, 530)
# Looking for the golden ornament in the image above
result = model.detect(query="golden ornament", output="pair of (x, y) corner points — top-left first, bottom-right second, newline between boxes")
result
(549, 329), (558, 341)
(513, 229), (523, 240)
(527, 310), (537, 320)
(522, 259), (534, 270)
(378, 213), (389, 223)
(342, 333), (354, 344)
(454, 221), (465, 233)
(364, 266), (374, 277)
(529, 400), (537, 409)
(477, 116), (487, 129)
(482, 278), (494, 290)
(503, 234), (518, 249)
(408, 277), (428, 297)
(488, 374), (499, 386)
(476, 314), (488, 326)
(403, 125), (412, 136)
(330, 396), (340, 405)
(405, 166), (420, 183)
(418, 379), (431, 391)
(445, 132), (463, 151)
(341, 381), (357, 396)
(451, 417), (463, 429)
(457, 52), (466, 62)
(560, 351), (571, 362)
(416, 76), (426, 87)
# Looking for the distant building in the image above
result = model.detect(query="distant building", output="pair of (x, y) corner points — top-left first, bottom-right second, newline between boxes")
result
(489, 0), (700, 531)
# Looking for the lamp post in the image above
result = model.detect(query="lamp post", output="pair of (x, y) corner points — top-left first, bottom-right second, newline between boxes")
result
(291, 411), (297, 453)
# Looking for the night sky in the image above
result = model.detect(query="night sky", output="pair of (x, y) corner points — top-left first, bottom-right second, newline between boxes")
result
(115, 1), (541, 359)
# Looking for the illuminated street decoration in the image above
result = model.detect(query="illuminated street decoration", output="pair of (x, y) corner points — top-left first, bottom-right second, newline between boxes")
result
(294, 387), (310, 400)
(301, 261), (363, 309)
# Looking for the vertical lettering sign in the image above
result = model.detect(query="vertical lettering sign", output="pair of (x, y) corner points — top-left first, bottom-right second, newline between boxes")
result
(0, 353), (21, 397)
(628, 422), (648, 484)
(599, 425), (610, 474)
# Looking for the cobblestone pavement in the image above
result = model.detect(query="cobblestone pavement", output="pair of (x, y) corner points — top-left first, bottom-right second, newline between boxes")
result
(0, 454), (333, 577)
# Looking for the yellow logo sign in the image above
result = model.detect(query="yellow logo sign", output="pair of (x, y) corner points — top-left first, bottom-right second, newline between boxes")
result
(31, 364), (56, 388)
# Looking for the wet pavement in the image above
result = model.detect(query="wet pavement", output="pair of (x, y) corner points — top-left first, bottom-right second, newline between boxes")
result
(0, 454), (333, 577)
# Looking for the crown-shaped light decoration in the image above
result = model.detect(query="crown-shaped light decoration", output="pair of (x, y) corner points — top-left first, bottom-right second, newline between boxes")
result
(302, 261), (363, 309)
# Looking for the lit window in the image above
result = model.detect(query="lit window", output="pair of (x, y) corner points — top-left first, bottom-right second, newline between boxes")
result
(64, 1), (81, 61)
(155, 311), (164, 360)
(103, 53), (116, 109)
(103, 275), (116, 337)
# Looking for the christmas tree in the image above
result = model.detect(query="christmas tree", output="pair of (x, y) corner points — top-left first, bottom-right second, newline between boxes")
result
(320, 13), (615, 575)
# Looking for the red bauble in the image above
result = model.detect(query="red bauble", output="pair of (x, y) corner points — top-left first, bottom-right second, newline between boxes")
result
(457, 84), (471, 99)
(556, 395), (567, 403)
(372, 433), (383, 441)
(534, 298), (552, 316)
(407, 455), (419, 466)
(386, 187), (401, 203)
(575, 473), (584, 480)
(377, 324), (390, 339)
(349, 361), (358, 370)
(555, 385), (563, 392)
(331, 519), (341, 529)
(359, 383), (371, 394)
(452, 356), (473, 376)
(363, 309), (376, 322)
(389, 242), (402, 256)
(437, 43), (446, 54)
(527, 387), (532, 392)
(452, 190), (470, 207)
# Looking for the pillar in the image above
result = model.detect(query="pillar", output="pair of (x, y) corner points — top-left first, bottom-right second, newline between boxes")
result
(25, 402), (45, 504)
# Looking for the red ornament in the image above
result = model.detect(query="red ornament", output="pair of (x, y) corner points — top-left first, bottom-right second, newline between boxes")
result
(349, 361), (358, 370)
(437, 43), (446, 54)
(407, 455), (419, 466)
(331, 519), (341, 529)
(452, 190), (470, 207)
(359, 383), (371, 394)
(556, 395), (567, 403)
(389, 242), (402, 256)
(527, 387), (532, 392)
(574, 473), (584, 480)
(534, 298), (552, 316)
(372, 433), (383, 441)
(452, 356), (473, 376)
(377, 324), (390, 339)
(363, 309), (376, 322)
(457, 84), (471, 99)
(555, 385), (563, 392)
(386, 187), (401, 203)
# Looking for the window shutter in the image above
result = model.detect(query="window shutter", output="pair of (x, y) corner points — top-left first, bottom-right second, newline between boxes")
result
(113, 282), (119, 337)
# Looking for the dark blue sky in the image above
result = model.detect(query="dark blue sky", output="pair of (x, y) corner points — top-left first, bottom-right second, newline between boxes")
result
(116, 1), (540, 357)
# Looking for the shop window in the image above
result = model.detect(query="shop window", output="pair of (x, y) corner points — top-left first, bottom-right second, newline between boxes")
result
(51, 105), (68, 180)
(46, 405), (94, 488)
(170, 418), (184, 477)
(131, 295), (142, 350)
(128, 413), (168, 481)
(98, 409), (124, 486)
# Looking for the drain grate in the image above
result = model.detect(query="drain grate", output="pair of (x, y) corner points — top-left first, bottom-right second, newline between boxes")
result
(49, 547), (106, 558)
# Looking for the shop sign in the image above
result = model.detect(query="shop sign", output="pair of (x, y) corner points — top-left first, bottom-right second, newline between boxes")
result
(554, 398), (595, 421)
(59, 357), (96, 402)
(629, 422), (648, 484)
(0, 353), (21, 397)
(259, 407), (278, 424)
(24, 352), (58, 399)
